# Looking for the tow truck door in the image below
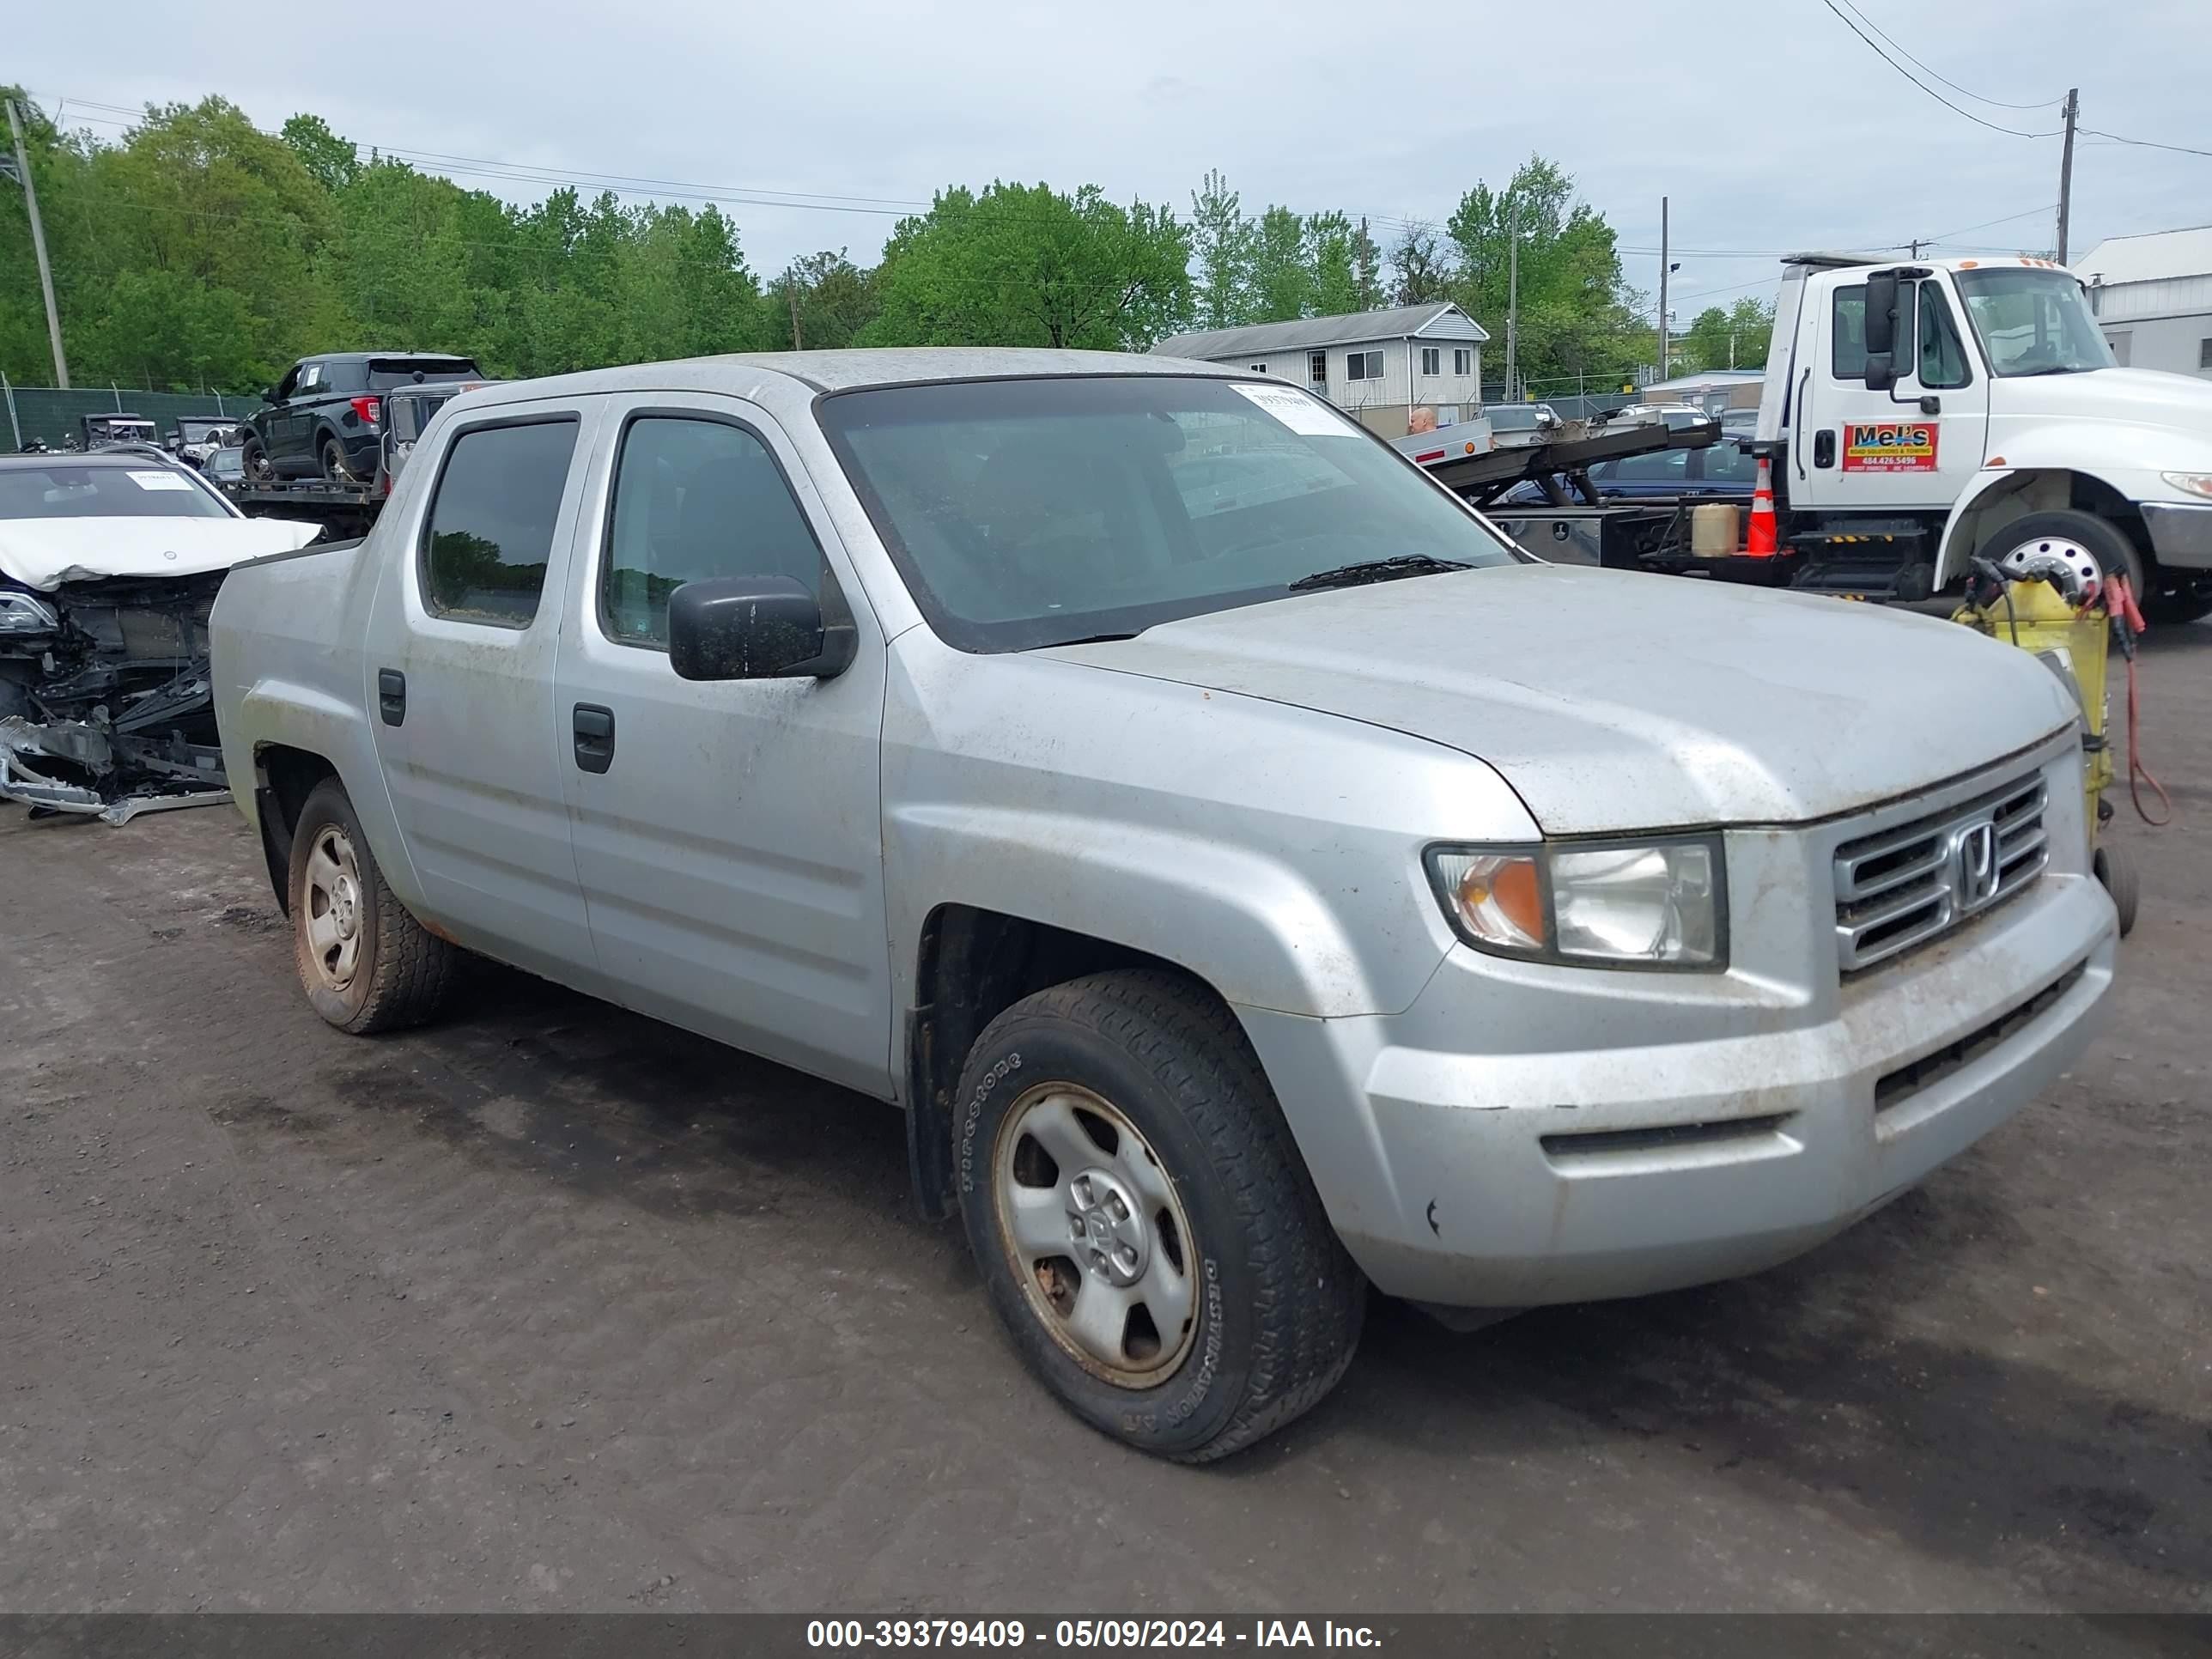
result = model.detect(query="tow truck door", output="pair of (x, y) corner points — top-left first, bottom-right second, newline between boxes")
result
(1791, 272), (1988, 515)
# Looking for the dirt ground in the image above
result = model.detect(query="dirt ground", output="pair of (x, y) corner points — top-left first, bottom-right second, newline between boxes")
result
(3, 626), (2208, 1616)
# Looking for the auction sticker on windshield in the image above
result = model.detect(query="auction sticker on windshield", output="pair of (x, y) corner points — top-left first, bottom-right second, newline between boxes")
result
(1233, 382), (1358, 437)
(1841, 421), (1938, 471)
(128, 471), (196, 490)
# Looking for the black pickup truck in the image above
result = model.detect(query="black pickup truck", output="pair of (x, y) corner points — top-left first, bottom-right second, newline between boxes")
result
(240, 352), (483, 483)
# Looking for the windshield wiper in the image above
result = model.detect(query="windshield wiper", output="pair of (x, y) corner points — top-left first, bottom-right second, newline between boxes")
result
(1286, 554), (1473, 593)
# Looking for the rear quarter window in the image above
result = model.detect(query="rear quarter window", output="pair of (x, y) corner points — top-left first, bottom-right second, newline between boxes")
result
(420, 418), (580, 628)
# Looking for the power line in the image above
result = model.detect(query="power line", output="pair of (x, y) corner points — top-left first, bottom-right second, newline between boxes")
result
(2076, 125), (2212, 160)
(1830, 0), (2061, 111)
(1818, 1), (2059, 138)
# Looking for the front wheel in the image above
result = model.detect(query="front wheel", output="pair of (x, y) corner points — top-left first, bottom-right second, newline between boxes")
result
(2094, 841), (2139, 939)
(288, 779), (459, 1033)
(1984, 510), (2145, 604)
(955, 969), (1364, 1462)
(241, 437), (273, 482)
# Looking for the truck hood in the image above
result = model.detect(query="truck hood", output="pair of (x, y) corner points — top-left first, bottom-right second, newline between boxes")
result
(1040, 565), (2078, 833)
(1992, 366), (2212, 430)
(0, 515), (320, 592)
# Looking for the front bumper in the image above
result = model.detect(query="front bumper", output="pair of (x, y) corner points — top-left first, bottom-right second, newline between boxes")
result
(2142, 501), (2212, 572)
(1238, 757), (2116, 1309)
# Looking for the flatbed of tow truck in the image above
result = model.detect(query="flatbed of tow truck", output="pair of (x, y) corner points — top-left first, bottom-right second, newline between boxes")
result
(217, 477), (384, 539)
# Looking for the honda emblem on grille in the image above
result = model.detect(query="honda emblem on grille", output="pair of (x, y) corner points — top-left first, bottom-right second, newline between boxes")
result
(1950, 817), (2002, 912)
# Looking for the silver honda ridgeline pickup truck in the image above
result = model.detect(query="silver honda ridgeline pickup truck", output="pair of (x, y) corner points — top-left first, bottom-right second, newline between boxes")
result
(211, 350), (2116, 1461)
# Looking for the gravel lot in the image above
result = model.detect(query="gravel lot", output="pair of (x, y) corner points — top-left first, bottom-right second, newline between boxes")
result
(3, 624), (2207, 1615)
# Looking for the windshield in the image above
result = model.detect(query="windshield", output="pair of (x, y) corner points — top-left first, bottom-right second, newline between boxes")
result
(1954, 269), (2115, 377)
(0, 464), (232, 520)
(818, 374), (1521, 652)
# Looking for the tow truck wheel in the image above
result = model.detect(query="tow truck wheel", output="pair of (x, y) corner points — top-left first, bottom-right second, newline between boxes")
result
(955, 969), (1365, 1462)
(2094, 842), (2140, 939)
(288, 780), (459, 1034)
(1985, 510), (2143, 605)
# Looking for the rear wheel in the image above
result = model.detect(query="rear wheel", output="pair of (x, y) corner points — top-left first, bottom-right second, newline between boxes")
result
(288, 780), (458, 1033)
(319, 435), (360, 483)
(955, 969), (1364, 1462)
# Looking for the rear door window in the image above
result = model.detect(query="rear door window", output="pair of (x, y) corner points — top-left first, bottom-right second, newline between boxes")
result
(421, 418), (580, 628)
(600, 415), (823, 647)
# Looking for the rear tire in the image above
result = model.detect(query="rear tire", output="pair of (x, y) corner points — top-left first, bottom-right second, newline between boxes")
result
(288, 779), (458, 1033)
(319, 436), (358, 483)
(955, 969), (1364, 1462)
(2094, 841), (2139, 939)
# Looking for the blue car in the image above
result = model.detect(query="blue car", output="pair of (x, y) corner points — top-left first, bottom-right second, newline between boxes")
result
(1499, 437), (1758, 505)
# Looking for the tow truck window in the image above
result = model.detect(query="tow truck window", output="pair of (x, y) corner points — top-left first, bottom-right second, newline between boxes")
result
(1832, 283), (1915, 380)
(1917, 284), (1972, 389)
(600, 416), (824, 648)
(1954, 269), (2114, 377)
(421, 418), (580, 628)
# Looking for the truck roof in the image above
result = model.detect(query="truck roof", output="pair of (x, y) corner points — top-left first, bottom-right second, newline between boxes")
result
(456, 348), (1247, 404)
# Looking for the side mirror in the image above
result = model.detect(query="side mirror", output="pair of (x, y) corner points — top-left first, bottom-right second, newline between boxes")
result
(667, 574), (855, 681)
(1863, 269), (1900, 391)
(261, 386), (280, 404)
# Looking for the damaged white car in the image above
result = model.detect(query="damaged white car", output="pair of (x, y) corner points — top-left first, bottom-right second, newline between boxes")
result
(0, 453), (320, 824)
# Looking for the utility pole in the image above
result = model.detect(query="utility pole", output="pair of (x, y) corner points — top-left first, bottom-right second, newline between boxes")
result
(2055, 87), (2079, 264)
(1657, 195), (1669, 381)
(787, 283), (804, 352)
(5, 98), (69, 389)
(1504, 194), (1519, 402)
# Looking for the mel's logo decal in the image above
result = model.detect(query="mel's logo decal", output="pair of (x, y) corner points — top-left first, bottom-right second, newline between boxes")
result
(1841, 421), (1939, 471)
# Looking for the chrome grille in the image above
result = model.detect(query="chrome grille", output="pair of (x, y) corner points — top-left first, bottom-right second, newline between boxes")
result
(1833, 771), (2048, 974)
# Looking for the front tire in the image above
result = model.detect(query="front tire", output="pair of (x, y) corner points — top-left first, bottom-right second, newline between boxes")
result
(288, 780), (458, 1033)
(2094, 841), (2139, 938)
(1984, 510), (2145, 604)
(241, 437), (272, 482)
(955, 969), (1364, 1462)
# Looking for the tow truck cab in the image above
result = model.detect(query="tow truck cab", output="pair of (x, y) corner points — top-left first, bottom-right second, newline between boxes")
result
(1753, 252), (2212, 622)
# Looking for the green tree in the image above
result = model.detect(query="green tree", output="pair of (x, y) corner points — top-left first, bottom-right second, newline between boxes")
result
(1248, 204), (1310, 323)
(1388, 222), (1449, 305)
(1187, 168), (1254, 329)
(1305, 211), (1360, 316)
(280, 113), (359, 194)
(763, 249), (880, 350)
(864, 181), (1191, 350)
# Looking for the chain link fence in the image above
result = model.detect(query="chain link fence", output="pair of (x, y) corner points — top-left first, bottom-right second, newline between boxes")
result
(2, 378), (251, 450)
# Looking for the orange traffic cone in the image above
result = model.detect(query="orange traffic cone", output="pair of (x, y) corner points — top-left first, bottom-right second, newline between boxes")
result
(1746, 455), (1778, 557)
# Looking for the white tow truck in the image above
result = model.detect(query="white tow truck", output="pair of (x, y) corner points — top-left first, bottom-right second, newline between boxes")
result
(1464, 253), (2212, 621)
(1753, 252), (2212, 619)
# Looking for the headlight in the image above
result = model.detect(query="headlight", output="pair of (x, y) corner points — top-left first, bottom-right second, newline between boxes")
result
(0, 590), (60, 637)
(2160, 471), (2212, 500)
(1426, 836), (1726, 969)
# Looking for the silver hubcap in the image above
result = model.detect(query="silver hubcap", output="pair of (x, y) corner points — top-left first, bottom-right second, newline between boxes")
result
(994, 1084), (1198, 1385)
(302, 825), (366, 992)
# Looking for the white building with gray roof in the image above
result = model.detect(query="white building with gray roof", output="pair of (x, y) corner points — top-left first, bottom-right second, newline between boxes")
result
(1152, 302), (1488, 436)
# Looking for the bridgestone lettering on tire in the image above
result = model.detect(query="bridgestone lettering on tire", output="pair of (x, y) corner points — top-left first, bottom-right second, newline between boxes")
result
(954, 969), (1364, 1462)
(287, 779), (458, 1035)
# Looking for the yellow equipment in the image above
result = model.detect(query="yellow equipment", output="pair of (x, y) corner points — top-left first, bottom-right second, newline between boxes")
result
(1951, 578), (2136, 933)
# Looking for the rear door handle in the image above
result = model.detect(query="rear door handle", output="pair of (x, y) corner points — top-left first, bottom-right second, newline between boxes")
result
(377, 668), (406, 726)
(572, 702), (616, 774)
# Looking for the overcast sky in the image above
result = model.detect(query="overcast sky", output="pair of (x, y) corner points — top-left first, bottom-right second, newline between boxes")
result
(11, 0), (2203, 332)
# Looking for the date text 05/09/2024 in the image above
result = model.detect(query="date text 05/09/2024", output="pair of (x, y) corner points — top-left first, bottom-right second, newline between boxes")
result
(805, 1620), (1382, 1650)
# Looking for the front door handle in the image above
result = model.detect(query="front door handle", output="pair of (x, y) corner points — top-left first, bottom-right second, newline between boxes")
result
(378, 668), (406, 726)
(1813, 428), (1837, 469)
(572, 703), (616, 774)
